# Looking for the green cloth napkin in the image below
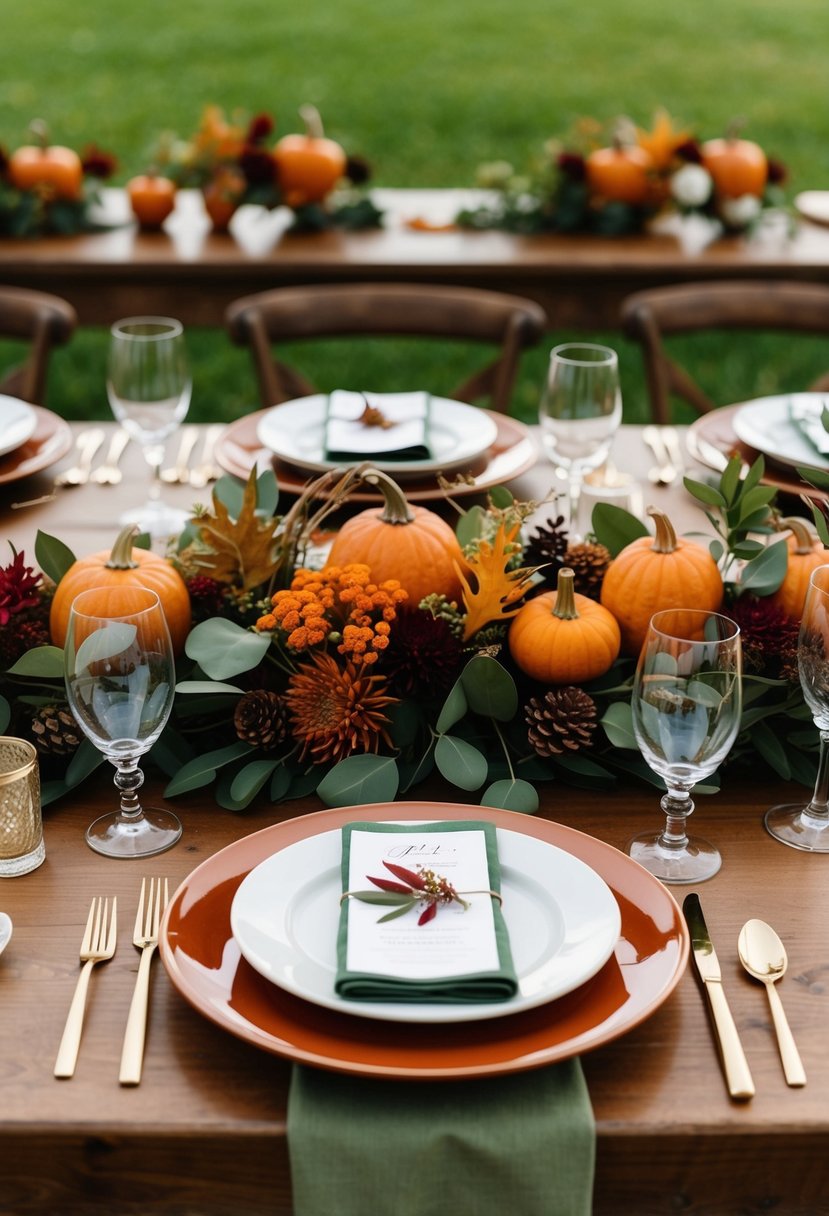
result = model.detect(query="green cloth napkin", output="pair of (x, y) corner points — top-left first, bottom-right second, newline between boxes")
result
(288, 1059), (595, 1216)
(323, 390), (433, 461)
(335, 820), (518, 1003)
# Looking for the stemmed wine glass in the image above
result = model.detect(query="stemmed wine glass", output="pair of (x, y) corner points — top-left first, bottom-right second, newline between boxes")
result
(64, 586), (182, 859)
(766, 564), (829, 851)
(629, 608), (742, 883)
(538, 342), (622, 534)
(107, 316), (192, 538)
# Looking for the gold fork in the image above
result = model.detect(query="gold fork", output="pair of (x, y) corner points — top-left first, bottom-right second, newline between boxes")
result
(54, 896), (117, 1079)
(119, 877), (168, 1086)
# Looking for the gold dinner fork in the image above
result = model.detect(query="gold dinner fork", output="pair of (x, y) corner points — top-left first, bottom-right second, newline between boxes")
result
(119, 877), (168, 1086)
(54, 896), (117, 1079)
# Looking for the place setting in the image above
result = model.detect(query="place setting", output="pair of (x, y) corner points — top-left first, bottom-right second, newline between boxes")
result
(0, 392), (73, 487)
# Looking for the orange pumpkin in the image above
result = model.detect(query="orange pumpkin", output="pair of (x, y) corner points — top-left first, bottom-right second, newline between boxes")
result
(701, 136), (767, 198)
(326, 469), (464, 605)
(508, 568), (621, 684)
(127, 173), (176, 229)
(201, 167), (247, 231)
(8, 142), (83, 200)
(600, 508), (723, 655)
(585, 142), (654, 206)
(50, 525), (191, 654)
(767, 517), (829, 620)
(273, 105), (346, 208)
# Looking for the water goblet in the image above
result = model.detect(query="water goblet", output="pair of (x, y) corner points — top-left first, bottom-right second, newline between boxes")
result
(538, 342), (622, 534)
(107, 316), (192, 538)
(765, 564), (829, 851)
(64, 586), (182, 859)
(629, 608), (742, 883)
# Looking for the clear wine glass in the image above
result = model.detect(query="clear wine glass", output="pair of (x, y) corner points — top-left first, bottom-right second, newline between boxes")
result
(538, 342), (622, 534)
(766, 564), (829, 852)
(629, 608), (742, 883)
(107, 316), (192, 538)
(64, 586), (182, 859)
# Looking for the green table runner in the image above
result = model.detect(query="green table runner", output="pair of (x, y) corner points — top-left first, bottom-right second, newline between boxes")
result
(288, 1059), (595, 1216)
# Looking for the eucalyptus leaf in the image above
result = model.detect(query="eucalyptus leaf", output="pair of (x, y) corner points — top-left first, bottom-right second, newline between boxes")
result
(787, 747), (818, 787)
(436, 678), (468, 733)
(0, 696), (9, 734)
(601, 700), (638, 749)
(148, 727), (197, 776)
(489, 485), (514, 509)
(684, 478), (727, 508)
(64, 738), (106, 788)
(738, 539), (788, 596)
(175, 680), (244, 695)
(591, 502), (649, 557)
(34, 530), (76, 585)
(481, 778), (539, 813)
(398, 741), (436, 792)
(284, 766), (326, 800)
(460, 654), (518, 721)
(456, 504), (487, 549)
(350, 891), (415, 906)
(807, 500), (829, 547)
(212, 474), (245, 517)
(316, 754), (400, 807)
(185, 618), (271, 679)
(164, 740), (252, 796)
(797, 465), (829, 492)
(434, 734), (487, 790)
(256, 468), (280, 516)
(270, 764), (293, 802)
(720, 456), (742, 506)
(6, 645), (65, 679)
(75, 622), (136, 672)
(230, 759), (281, 805)
(377, 900), (419, 923)
(388, 700), (422, 748)
(749, 720), (791, 779)
(736, 485), (777, 524)
(740, 455), (765, 494)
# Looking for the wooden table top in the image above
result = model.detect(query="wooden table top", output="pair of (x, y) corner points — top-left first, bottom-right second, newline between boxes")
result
(2, 188), (829, 329)
(3, 423), (829, 1213)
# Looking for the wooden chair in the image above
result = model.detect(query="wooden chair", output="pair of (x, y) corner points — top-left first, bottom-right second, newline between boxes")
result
(621, 280), (829, 424)
(0, 286), (77, 405)
(225, 283), (547, 412)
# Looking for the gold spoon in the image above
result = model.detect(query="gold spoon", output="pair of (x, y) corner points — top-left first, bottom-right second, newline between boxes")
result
(738, 919), (806, 1087)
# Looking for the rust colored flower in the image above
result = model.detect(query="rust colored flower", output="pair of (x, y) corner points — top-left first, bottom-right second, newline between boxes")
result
(674, 138), (703, 164)
(246, 113), (275, 144)
(344, 154), (372, 185)
(767, 157), (788, 186)
(285, 651), (398, 764)
(80, 144), (117, 178)
(729, 595), (799, 675)
(239, 146), (274, 185)
(381, 607), (464, 697)
(0, 547), (41, 626)
(557, 151), (586, 181)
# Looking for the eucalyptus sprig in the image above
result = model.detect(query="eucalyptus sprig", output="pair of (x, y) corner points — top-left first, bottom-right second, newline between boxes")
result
(683, 454), (786, 595)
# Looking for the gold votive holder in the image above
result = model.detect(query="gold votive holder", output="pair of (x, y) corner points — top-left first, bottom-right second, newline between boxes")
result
(0, 737), (45, 877)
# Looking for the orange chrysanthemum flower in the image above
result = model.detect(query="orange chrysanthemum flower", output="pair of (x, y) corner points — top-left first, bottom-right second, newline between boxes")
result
(285, 652), (399, 764)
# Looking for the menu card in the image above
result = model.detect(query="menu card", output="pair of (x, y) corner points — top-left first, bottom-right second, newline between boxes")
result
(323, 390), (433, 461)
(335, 821), (517, 1003)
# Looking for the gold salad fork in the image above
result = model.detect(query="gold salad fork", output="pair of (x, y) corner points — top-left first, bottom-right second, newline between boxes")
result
(119, 877), (168, 1086)
(54, 896), (117, 1079)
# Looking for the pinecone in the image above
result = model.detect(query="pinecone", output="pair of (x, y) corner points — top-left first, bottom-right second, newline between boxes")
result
(30, 705), (82, 757)
(525, 687), (598, 757)
(522, 514), (570, 588)
(563, 541), (611, 600)
(234, 690), (289, 751)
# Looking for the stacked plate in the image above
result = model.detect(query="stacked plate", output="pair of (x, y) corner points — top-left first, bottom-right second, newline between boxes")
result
(0, 395), (38, 458)
(159, 802), (690, 1079)
(0, 395), (73, 485)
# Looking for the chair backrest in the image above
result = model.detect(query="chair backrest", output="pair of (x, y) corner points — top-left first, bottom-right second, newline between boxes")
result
(0, 286), (77, 404)
(225, 283), (547, 413)
(621, 280), (829, 424)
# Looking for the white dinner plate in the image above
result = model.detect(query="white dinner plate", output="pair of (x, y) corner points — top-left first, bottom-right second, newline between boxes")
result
(255, 394), (499, 476)
(731, 392), (829, 472)
(230, 823), (621, 1024)
(0, 395), (37, 459)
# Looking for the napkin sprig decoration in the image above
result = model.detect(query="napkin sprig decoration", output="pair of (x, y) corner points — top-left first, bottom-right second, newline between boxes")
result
(342, 860), (502, 926)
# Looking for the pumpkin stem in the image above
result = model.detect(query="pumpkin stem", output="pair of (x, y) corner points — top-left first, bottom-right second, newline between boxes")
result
(781, 515), (819, 554)
(647, 507), (679, 554)
(553, 568), (579, 620)
(361, 468), (416, 525)
(28, 118), (49, 149)
(106, 524), (141, 570)
(299, 104), (325, 140)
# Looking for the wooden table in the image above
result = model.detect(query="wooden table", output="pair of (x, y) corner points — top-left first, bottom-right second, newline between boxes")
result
(2, 188), (829, 330)
(3, 427), (828, 1214)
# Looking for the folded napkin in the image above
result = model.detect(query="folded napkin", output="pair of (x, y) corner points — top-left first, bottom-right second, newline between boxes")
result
(789, 397), (829, 457)
(324, 390), (433, 461)
(288, 1060), (595, 1216)
(336, 820), (517, 1003)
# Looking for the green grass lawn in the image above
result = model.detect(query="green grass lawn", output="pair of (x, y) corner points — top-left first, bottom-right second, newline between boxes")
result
(3, 0), (829, 425)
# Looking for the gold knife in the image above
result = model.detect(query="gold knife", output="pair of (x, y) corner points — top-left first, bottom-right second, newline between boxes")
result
(683, 893), (755, 1101)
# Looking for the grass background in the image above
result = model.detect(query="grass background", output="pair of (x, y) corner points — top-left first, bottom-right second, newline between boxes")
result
(3, 0), (829, 425)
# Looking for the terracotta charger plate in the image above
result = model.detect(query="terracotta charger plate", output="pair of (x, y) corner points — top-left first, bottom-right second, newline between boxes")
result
(214, 408), (538, 502)
(0, 405), (73, 485)
(159, 801), (689, 1080)
(687, 404), (829, 502)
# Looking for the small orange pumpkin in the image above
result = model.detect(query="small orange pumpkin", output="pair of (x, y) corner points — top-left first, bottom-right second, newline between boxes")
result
(127, 173), (176, 229)
(273, 105), (346, 208)
(767, 517), (829, 620)
(201, 166), (247, 232)
(50, 525), (191, 654)
(600, 508), (724, 655)
(326, 469), (464, 606)
(701, 135), (767, 198)
(508, 567), (621, 684)
(585, 140), (654, 206)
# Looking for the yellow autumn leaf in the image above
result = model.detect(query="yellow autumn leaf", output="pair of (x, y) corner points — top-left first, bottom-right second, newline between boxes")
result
(636, 108), (691, 171)
(457, 521), (540, 641)
(188, 470), (279, 590)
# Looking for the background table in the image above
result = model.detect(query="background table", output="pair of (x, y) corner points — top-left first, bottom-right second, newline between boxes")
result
(2, 189), (829, 330)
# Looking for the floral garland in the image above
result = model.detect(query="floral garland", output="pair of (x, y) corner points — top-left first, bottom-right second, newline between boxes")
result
(456, 110), (788, 237)
(0, 121), (116, 237)
(0, 456), (818, 814)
